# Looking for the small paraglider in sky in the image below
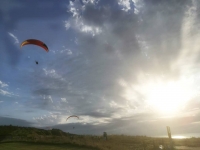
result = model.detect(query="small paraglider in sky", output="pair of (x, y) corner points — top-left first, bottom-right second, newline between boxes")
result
(66, 115), (79, 121)
(20, 39), (48, 64)
(20, 39), (49, 52)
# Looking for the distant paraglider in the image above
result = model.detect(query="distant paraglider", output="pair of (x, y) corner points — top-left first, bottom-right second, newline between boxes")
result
(20, 39), (49, 52)
(66, 115), (79, 121)
(20, 39), (48, 65)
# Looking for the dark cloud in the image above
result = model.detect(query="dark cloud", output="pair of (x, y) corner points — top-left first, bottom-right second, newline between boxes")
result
(0, 116), (33, 127)
(79, 109), (116, 118)
(52, 112), (200, 136)
(77, 0), (193, 83)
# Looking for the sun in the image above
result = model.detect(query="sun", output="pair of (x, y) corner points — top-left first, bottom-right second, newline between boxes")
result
(146, 80), (194, 115)
(120, 76), (196, 115)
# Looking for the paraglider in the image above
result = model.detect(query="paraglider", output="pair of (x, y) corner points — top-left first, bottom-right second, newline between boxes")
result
(20, 39), (49, 52)
(66, 115), (79, 121)
(20, 39), (48, 65)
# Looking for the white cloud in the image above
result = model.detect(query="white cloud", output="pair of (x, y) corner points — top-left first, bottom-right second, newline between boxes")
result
(118, 0), (144, 13)
(33, 112), (63, 125)
(68, 0), (81, 17)
(43, 95), (53, 103)
(109, 101), (119, 108)
(69, 19), (102, 36)
(64, 21), (71, 30)
(65, 18), (102, 36)
(60, 48), (72, 55)
(0, 81), (8, 88)
(0, 101), (3, 103)
(48, 96), (53, 103)
(66, 0), (102, 36)
(43, 69), (56, 76)
(82, 0), (97, 4)
(8, 32), (19, 44)
(132, 0), (144, 14)
(118, 78), (128, 87)
(80, 24), (102, 36)
(61, 98), (68, 103)
(0, 89), (12, 96)
(118, 0), (131, 12)
(43, 68), (63, 79)
(49, 112), (61, 115)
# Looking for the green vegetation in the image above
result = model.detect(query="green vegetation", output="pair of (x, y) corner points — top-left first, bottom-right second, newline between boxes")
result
(0, 142), (97, 150)
(1, 125), (200, 150)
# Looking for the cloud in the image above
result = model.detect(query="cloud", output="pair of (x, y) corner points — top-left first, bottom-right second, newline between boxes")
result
(0, 80), (8, 88)
(0, 81), (17, 97)
(24, 0), (196, 127)
(26, 95), (54, 111)
(0, 116), (33, 127)
(51, 112), (200, 135)
(61, 98), (68, 103)
(66, 0), (102, 36)
(8, 32), (19, 44)
(2, 29), (21, 65)
(1, 112), (200, 136)
(117, 0), (132, 12)
(33, 112), (63, 126)
(59, 0), (200, 119)
(0, 101), (3, 103)
(64, 21), (71, 30)
(0, 89), (13, 97)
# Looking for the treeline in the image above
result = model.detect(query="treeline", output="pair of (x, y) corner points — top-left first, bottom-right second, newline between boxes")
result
(0, 125), (69, 137)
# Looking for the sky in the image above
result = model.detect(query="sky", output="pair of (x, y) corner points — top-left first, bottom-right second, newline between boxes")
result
(1, 0), (200, 137)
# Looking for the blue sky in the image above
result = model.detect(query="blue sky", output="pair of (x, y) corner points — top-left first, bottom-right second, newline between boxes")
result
(1, 0), (200, 137)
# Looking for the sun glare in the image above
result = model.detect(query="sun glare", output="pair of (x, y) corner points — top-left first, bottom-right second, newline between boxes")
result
(120, 76), (196, 115)
(146, 80), (194, 114)
(172, 135), (187, 139)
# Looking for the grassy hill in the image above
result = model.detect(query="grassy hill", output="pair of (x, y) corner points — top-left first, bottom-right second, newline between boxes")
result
(0, 125), (70, 137)
(1, 125), (200, 150)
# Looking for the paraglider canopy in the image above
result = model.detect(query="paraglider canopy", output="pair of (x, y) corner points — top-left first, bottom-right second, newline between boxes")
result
(20, 39), (49, 52)
(66, 115), (79, 121)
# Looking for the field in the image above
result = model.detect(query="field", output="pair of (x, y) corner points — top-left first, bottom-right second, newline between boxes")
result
(0, 142), (98, 150)
(2, 136), (200, 150)
(1, 126), (200, 150)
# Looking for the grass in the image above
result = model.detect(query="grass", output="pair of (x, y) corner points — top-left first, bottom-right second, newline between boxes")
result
(0, 142), (99, 150)
(1, 126), (200, 150)
(1, 136), (200, 150)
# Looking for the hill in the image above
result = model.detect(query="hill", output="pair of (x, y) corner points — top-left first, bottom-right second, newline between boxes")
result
(0, 125), (76, 142)
(0, 125), (70, 137)
(1, 125), (200, 150)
